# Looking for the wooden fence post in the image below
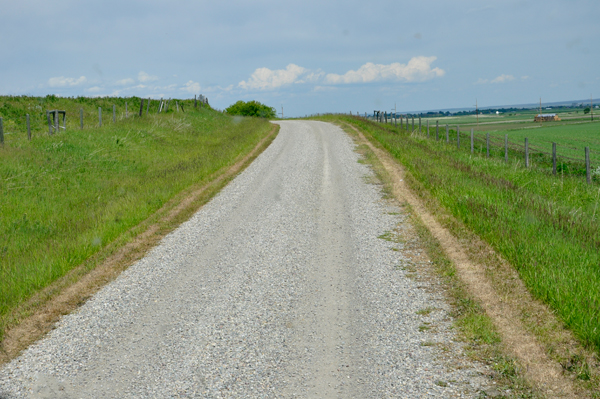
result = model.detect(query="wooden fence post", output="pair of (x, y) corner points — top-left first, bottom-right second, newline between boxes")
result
(436, 121), (439, 140)
(406, 116), (409, 131)
(525, 138), (529, 167)
(80, 109), (83, 129)
(586, 147), (591, 184)
(457, 126), (460, 148)
(446, 124), (449, 143)
(146, 98), (150, 115)
(99, 107), (102, 127)
(552, 143), (557, 175)
(486, 133), (490, 157)
(27, 114), (31, 140)
(471, 128), (474, 154)
(505, 134), (508, 162)
(47, 111), (52, 134)
(194, 95), (197, 108)
(139, 99), (144, 117)
(113, 105), (116, 123)
(0, 117), (3, 144)
(55, 111), (59, 133)
(400, 115), (403, 129)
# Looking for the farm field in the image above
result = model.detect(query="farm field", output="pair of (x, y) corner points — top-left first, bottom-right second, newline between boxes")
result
(0, 96), (274, 340)
(324, 114), (600, 359)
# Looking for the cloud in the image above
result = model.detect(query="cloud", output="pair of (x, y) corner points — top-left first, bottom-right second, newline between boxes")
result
(138, 71), (158, 83)
(521, 75), (530, 80)
(48, 76), (87, 87)
(116, 78), (135, 86)
(86, 86), (102, 93)
(181, 80), (201, 93)
(238, 57), (443, 91)
(239, 64), (315, 90)
(490, 74), (515, 83)
(475, 78), (489, 84)
(324, 57), (445, 84)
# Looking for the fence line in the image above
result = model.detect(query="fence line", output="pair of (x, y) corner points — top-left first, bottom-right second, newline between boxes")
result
(362, 112), (598, 184)
(0, 95), (209, 145)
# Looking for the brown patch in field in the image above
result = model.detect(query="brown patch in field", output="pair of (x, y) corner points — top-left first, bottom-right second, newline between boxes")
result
(345, 122), (585, 398)
(0, 125), (278, 366)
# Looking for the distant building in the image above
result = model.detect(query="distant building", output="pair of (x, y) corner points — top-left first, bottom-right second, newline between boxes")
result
(534, 113), (560, 122)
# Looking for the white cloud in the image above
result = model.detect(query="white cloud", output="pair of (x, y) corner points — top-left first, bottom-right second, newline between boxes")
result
(475, 78), (489, 84)
(325, 57), (445, 84)
(181, 80), (201, 93)
(239, 64), (314, 90)
(138, 71), (158, 83)
(86, 86), (102, 92)
(521, 75), (530, 80)
(116, 78), (135, 86)
(238, 57), (443, 91)
(48, 76), (87, 87)
(490, 74), (515, 83)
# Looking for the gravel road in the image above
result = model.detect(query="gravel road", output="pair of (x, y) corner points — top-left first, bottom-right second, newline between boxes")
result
(0, 120), (490, 398)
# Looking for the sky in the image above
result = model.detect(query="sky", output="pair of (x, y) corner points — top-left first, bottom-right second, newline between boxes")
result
(0, 0), (598, 116)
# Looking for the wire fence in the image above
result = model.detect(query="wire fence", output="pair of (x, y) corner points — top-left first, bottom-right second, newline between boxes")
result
(0, 95), (209, 146)
(362, 112), (599, 184)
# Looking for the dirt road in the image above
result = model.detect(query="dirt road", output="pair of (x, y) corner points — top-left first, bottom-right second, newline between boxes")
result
(0, 121), (489, 398)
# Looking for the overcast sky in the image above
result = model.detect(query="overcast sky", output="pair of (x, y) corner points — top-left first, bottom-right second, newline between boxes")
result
(1, 0), (598, 116)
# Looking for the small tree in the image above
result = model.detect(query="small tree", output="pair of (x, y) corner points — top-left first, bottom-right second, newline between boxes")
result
(584, 107), (590, 114)
(225, 101), (276, 118)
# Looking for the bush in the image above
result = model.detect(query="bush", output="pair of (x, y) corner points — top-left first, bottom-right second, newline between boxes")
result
(225, 100), (276, 118)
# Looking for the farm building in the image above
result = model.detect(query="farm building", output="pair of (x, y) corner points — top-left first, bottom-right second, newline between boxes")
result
(534, 113), (560, 122)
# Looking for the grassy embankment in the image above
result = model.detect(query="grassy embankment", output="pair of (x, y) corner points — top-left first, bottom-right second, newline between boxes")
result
(0, 96), (274, 340)
(381, 113), (600, 178)
(324, 114), (600, 352)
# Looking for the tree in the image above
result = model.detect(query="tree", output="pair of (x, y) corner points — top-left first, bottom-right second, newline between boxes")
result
(584, 107), (590, 114)
(225, 100), (276, 118)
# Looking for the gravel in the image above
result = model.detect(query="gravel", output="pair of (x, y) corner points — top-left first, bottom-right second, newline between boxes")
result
(0, 120), (491, 398)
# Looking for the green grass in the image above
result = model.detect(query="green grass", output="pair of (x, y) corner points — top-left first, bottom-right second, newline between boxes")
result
(391, 116), (600, 178)
(0, 96), (273, 339)
(326, 115), (600, 355)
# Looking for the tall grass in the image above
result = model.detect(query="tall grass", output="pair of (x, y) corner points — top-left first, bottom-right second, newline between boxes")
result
(0, 99), (272, 338)
(330, 115), (600, 353)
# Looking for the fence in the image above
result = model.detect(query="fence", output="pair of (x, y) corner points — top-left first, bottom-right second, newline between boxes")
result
(364, 112), (599, 185)
(0, 95), (209, 146)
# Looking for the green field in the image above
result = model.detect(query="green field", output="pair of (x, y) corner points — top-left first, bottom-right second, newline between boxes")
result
(378, 111), (600, 173)
(0, 96), (273, 339)
(328, 114), (600, 355)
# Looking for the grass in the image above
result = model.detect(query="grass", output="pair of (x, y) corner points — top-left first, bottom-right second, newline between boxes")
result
(0, 96), (273, 340)
(378, 110), (600, 169)
(328, 114), (600, 356)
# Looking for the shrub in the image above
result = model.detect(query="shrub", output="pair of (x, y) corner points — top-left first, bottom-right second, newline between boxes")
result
(225, 100), (276, 118)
